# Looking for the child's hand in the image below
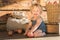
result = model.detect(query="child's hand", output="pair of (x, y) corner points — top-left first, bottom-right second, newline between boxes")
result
(27, 31), (34, 37)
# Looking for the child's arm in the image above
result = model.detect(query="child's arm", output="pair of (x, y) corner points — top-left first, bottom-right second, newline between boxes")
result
(24, 21), (32, 35)
(30, 18), (42, 33)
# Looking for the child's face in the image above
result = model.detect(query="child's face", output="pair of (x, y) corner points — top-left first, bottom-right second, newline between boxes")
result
(31, 6), (41, 16)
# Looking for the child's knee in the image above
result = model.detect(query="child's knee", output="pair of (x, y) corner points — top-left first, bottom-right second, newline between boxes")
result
(33, 31), (45, 37)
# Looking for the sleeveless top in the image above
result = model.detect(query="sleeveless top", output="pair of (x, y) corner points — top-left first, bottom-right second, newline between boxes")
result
(29, 16), (46, 32)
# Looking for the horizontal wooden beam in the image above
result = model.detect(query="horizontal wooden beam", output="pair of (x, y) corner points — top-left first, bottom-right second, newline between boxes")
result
(0, 9), (30, 11)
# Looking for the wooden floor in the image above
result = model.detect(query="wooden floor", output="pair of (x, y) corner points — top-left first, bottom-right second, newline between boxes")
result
(4, 36), (60, 40)
(0, 31), (59, 39)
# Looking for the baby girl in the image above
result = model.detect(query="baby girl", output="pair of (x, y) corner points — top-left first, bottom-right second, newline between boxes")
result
(24, 4), (46, 37)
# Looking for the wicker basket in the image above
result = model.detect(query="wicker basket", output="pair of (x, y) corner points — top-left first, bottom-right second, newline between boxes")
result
(46, 3), (59, 23)
(58, 3), (60, 22)
(46, 2), (59, 33)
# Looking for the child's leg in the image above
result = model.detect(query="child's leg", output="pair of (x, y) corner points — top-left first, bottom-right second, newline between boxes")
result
(33, 30), (46, 37)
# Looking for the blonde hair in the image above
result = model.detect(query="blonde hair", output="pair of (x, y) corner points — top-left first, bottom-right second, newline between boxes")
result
(30, 4), (42, 14)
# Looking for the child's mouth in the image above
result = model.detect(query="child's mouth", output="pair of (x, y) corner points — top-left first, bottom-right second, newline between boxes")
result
(34, 13), (38, 15)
